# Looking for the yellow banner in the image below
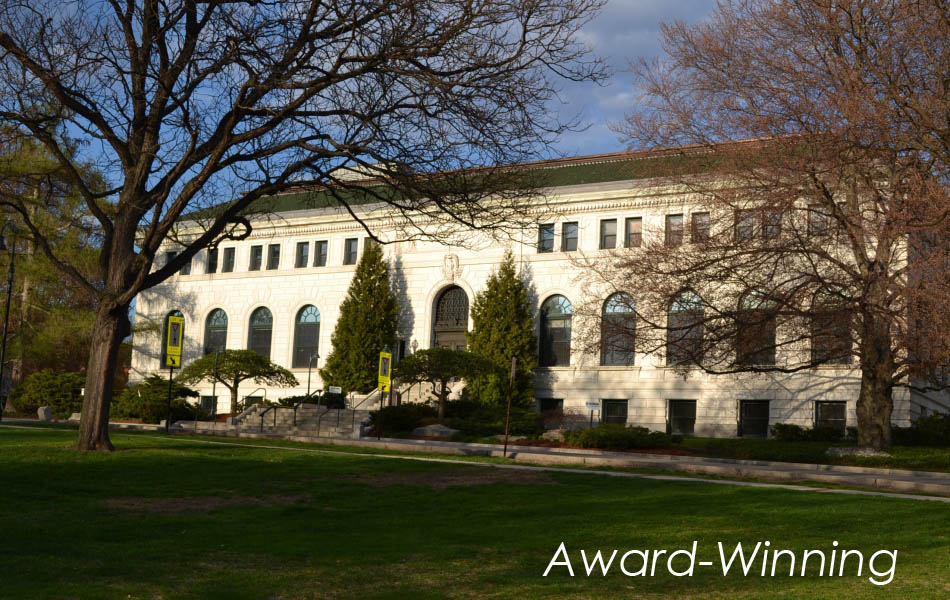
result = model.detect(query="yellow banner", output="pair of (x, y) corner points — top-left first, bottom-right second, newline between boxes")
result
(165, 315), (184, 368)
(378, 351), (392, 392)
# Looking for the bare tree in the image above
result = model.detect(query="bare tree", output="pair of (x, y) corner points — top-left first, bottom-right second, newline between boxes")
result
(0, 0), (606, 450)
(591, 0), (950, 449)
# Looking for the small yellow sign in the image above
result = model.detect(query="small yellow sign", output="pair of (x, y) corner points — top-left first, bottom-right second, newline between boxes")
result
(165, 315), (185, 368)
(378, 351), (392, 392)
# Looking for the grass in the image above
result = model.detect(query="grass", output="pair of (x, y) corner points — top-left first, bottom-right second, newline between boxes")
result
(1, 427), (949, 599)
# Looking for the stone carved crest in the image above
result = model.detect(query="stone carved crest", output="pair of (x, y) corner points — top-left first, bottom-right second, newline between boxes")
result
(442, 253), (461, 282)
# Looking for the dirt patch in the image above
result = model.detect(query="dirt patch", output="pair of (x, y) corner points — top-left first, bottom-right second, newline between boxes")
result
(355, 467), (557, 490)
(102, 493), (310, 514)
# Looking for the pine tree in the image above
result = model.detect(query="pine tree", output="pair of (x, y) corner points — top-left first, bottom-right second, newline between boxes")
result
(466, 250), (536, 406)
(320, 244), (399, 394)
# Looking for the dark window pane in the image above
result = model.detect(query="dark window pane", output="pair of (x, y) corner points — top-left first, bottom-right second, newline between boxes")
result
(207, 248), (218, 274)
(763, 210), (782, 239)
(736, 295), (777, 366)
(249, 245), (263, 270)
(601, 293), (635, 366)
(292, 305), (321, 368)
(735, 209), (755, 241)
(267, 244), (280, 270)
(222, 248), (235, 272)
(625, 217), (642, 248)
(344, 238), (358, 264)
(204, 309), (228, 355)
(180, 256), (191, 275)
(602, 399), (628, 425)
(539, 398), (563, 412)
(248, 307), (273, 358)
(808, 204), (830, 236)
(295, 242), (309, 268)
(811, 294), (851, 364)
(540, 295), (572, 366)
(667, 291), (704, 366)
(740, 400), (770, 437)
(600, 219), (617, 249)
(691, 212), (710, 243)
(561, 222), (578, 251)
(314, 240), (328, 266)
(816, 401), (846, 434)
(665, 214), (684, 246)
(669, 400), (696, 435)
(538, 224), (554, 253)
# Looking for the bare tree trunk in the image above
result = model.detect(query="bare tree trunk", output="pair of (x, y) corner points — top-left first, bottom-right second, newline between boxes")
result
(76, 302), (130, 451)
(230, 382), (239, 415)
(856, 318), (894, 450)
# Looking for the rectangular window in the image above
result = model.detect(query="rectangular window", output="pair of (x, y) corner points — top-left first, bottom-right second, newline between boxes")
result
(314, 240), (328, 266)
(739, 400), (770, 438)
(625, 217), (642, 248)
(266, 244), (280, 270)
(665, 214), (684, 246)
(206, 248), (218, 274)
(200, 396), (215, 412)
(537, 223), (554, 253)
(735, 209), (756, 241)
(180, 256), (191, 275)
(164, 251), (177, 268)
(538, 398), (563, 413)
(295, 242), (309, 268)
(343, 238), (358, 265)
(602, 399), (628, 425)
(249, 245), (263, 271)
(691, 212), (710, 243)
(669, 399), (697, 435)
(763, 209), (782, 240)
(808, 204), (830, 236)
(561, 222), (578, 252)
(815, 401), (847, 434)
(222, 247), (235, 273)
(599, 219), (617, 249)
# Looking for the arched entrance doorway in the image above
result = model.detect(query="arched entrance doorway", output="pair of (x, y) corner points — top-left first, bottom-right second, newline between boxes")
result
(433, 286), (469, 350)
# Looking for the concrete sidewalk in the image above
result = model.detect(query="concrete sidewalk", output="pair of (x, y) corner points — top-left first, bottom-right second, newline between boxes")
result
(5, 417), (949, 496)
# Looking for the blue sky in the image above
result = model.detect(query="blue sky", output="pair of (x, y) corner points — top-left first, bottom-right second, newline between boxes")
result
(552, 0), (716, 157)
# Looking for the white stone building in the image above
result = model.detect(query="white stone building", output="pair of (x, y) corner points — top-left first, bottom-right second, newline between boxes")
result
(130, 151), (949, 437)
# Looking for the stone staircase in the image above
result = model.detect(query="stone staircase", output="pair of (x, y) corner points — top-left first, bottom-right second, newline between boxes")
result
(180, 402), (374, 439)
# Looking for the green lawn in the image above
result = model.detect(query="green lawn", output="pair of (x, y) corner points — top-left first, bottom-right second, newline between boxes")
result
(1, 427), (948, 599)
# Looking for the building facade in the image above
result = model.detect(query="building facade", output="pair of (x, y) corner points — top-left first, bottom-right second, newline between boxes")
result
(130, 151), (949, 436)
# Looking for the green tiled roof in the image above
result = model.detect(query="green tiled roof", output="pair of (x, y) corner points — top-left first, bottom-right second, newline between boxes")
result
(193, 150), (712, 218)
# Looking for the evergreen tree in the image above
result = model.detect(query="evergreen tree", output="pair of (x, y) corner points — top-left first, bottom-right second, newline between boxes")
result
(321, 244), (399, 394)
(466, 250), (536, 406)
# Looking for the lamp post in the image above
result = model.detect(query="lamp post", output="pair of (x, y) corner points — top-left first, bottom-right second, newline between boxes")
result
(306, 352), (319, 398)
(0, 222), (19, 422)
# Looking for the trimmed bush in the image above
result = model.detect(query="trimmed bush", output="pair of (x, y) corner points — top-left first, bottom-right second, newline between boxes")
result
(10, 369), (85, 418)
(113, 375), (201, 424)
(770, 423), (844, 442)
(563, 425), (671, 450)
(892, 414), (950, 447)
(444, 399), (543, 437)
(370, 403), (439, 433)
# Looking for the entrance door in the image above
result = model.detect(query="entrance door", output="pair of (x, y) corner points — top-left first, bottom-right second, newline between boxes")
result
(433, 286), (469, 350)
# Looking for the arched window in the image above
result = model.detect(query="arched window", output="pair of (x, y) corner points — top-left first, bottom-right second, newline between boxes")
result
(204, 309), (228, 355)
(433, 286), (469, 350)
(736, 291), (777, 366)
(811, 290), (851, 364)
(540, 295), (572, 367)
(292, 305), (321, 368)
(667, 291), (704, 366)
(248, 307), (273, 358)
(601, 293), (635, 366)
(160, 310), (184, 366)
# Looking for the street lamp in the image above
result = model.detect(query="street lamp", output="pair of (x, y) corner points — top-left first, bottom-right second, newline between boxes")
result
(306, 352), (319, 398)
(0, 222), (19, 423)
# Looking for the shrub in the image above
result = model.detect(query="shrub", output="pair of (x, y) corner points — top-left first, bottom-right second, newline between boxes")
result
(10, 369), (85, 418)
(892, 414), (950, 447)
(443, 400), (543, 437)
(563, 425), (671, 450)
(370, 403), (438, 433)
(113, 375), (201, 424)
(770, 423), (844, 442)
